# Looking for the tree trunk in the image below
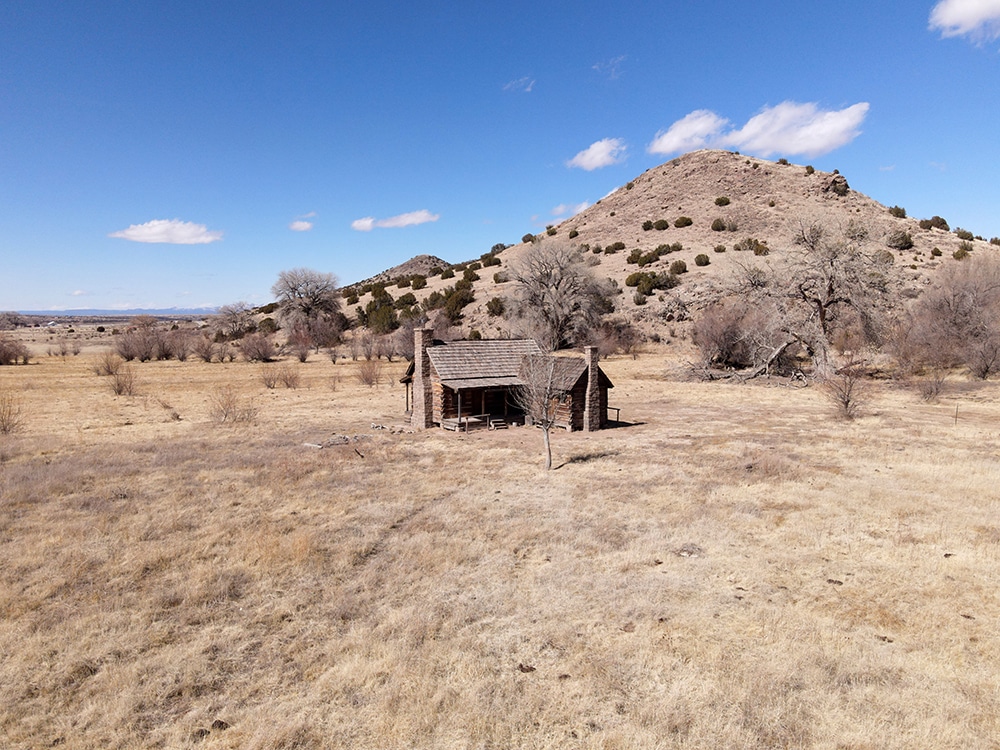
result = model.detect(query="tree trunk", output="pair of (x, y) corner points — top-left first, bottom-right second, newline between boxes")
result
(542, 426), (552, 470)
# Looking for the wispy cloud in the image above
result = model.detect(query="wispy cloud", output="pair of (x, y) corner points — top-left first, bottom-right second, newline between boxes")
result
(592, 55), (626, 79)
(552, 202), (589, 218)
(567, 138), (626, 171)
(351, 209), (440, 232)
(503, 76), (535, 93)
(930, 0), (1000, 40)
(70, 289), (88, 297)
(648, 101), (869, 159)
(109, 219), (223, 244)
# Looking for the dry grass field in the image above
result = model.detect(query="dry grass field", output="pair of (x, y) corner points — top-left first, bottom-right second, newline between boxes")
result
(2, 344), (1000, 749)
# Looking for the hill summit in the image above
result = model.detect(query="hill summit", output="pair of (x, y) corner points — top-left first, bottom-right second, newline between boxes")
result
(352, 150), (998, 337)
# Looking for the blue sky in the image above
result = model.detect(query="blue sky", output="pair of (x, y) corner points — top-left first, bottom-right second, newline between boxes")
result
(3, 0), (1000, 311)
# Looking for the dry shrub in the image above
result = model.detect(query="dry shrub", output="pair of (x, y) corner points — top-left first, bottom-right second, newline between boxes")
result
(260, 364), (279, 389)
(109, 364), (138, 396)
(0, 335), (30, 365)
(261, 364), (301, 389)
(694, 298), (791, 371)
(821, 358), (870, 419)
(240, 333), (278, 362)
(209, 386), (257, 423)
(277, 364), (301, 389)
(0, 389), (24, 434)
(92, 350), (123, 376)
(356, 359), (382, 387)
(192, 336), (216, 363)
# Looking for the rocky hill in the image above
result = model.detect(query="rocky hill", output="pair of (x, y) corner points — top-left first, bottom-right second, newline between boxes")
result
(350, 149), (999, 339)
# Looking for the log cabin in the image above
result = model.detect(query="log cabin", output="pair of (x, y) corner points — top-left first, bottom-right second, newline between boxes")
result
(400, 328), (613, 431)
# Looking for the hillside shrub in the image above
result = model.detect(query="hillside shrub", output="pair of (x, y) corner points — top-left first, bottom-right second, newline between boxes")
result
(669, 259), (688, 275)
(463, 269), (480, 282)
(411, 275), (427, 290)
(888, 206), (907, 218)
(919, 216), (950, 231)
(714, 244), (727, 253)
(777, 157), (790, 165)
(714, 196), (730, 206)
(396, 277), (411, 288)
(991, 237), (1000, 246)
(954, 243), (972, 260)
(886, 231), (914, 250)
(674, 216), (693, 228)
(568, 229), (579, 239)
(394, 292), (417, 309)
(711, 218), (726, 232)
(546, 226), (557, 236)
(486, 297), (505, 317)
(694, 254), (710, 267)
(591, 244), (603, 254)
(626, 181), (635, 190)
(931, 247), (942, 257)
(805, 165), (815, 175)
(955, 228), (974, 241)
(734, 237), (769, 256)
(642, 220), (654, 231)
(521, 233), (534, 244)
(440, 268), (455, 279)
(653, 219), (670, 231)
(633, 292), (647, 306)
(493, 272), (508, 284)
(444, 287), (475, 323)
(605, 241), (626, 254)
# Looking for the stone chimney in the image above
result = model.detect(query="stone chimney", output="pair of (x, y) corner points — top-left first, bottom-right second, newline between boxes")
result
(411, 328), (434, 429)
(582, 345), (601, 432)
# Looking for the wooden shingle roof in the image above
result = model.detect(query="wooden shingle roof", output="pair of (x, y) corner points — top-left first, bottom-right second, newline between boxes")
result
(428, 339), (542, 389)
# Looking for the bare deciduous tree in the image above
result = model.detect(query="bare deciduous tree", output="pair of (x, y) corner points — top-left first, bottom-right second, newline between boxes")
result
(509, 245), (609, 351)
(216, 302), (255, 340)
(905, 255), (1000, 379)
(271, 268), (344, 345)
(513, 354), (563, 470)
(708, 221), (896, 376)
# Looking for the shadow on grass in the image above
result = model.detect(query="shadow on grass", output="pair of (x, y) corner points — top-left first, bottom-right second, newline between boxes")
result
(556, 449), (621, 469)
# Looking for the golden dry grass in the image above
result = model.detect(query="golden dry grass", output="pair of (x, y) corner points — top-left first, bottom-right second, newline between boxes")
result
(1, 348), (999, 748)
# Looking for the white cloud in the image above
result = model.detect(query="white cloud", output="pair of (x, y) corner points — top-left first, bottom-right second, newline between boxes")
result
(566, 138), (626, 170)
(503, 76), (535, 93)
(71, 290), (87, 297)
(552, 202), (589, 217)
(648, 110), (729, 155)
(289, 220), (314, 232)
(592, 55), (626, 79)
(720, 102), (869, 158)
(109, 219), (223, 244)
(351, 209), (440, 232)
(648, 102), (869, 159)
(930, 0), (1000, 39)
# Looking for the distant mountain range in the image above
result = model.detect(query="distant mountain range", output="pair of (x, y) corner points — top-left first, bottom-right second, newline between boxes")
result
(16, 307), (218, 318)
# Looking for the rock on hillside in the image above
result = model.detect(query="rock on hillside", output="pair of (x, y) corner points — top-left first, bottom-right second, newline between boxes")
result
(352, 150), (999, 338)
